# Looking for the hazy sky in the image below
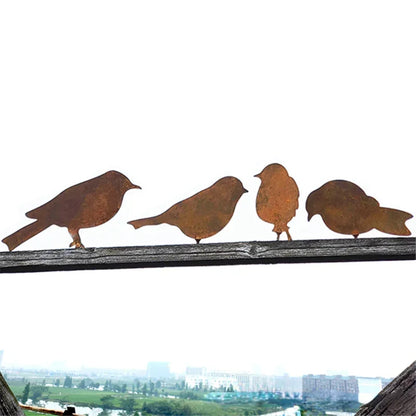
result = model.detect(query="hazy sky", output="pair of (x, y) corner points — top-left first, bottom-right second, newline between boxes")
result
(0, 1), (415, 379)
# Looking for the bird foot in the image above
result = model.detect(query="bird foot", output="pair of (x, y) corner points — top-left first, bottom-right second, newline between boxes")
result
(70, 241), (85, 249)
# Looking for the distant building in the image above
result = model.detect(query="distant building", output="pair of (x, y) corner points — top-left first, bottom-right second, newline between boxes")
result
(302, 374), (359, 401)
(274, 374), (302, 397)
(185, 368), (237, 391)
(186, 367), (207, 376)
(206, 371), (238, 391)
(146, 362), (171, 379)
(185, 367), (208, 389)
(185, 367), (301, 395)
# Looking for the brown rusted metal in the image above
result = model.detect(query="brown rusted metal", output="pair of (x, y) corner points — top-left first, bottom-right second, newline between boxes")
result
(255, 163), (299, 240)
(129, 176), (248, 243)
(306, 179), (413, 238)
(2, 170), (140, 251)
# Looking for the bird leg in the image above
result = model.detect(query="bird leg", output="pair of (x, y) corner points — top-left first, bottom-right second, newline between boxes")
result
(195, 239), (201, 244)
(68, 229), (85, 249)
(275, 232), (281, 241)
(286, 230), (293, 241)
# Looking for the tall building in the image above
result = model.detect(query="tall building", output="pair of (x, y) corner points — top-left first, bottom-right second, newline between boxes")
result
(185, 367), (208, 389)
(185, 367), (302, 395)
(205, 371), (238, 391)
(146, 362), (171, 379)
(185, 368), (237, 391)
(302, 374), (359, 401)
(186, 367), (207, 376)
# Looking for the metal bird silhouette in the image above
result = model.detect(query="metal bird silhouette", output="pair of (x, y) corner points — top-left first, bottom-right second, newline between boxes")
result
(128, 176), (248, 243)
(255, 163), (299, 240)
(306, 180), (413, 238)
(2, 170), (141, 251)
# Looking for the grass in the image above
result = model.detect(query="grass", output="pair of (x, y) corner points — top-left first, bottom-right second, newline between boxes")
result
(10, 380), (284, 415)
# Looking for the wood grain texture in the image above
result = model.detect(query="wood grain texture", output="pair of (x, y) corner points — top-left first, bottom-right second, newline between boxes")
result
(0, 372), (25, 416)
(355, 361), (416, 416)
(0, 238), (414, 274)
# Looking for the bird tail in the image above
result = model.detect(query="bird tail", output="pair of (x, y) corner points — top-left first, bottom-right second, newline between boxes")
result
(374, 207), (413, 236)
(128, 215), (165, 230)
(2, 220), (51, 251)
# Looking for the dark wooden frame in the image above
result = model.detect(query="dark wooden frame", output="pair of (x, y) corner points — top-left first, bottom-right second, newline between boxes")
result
(0, 237), (414, 273)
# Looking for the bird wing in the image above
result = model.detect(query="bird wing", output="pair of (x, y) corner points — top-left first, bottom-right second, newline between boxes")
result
(26, 196), (58, 220)
(162, 185), (237, 238)
(26, 180), (99, 224)
(290, 176), (300, 210)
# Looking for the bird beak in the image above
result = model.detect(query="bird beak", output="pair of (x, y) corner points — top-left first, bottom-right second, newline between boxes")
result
(254, 173), (260, 178)
(130, 183), (142, 190)
(307, 213), (312, 221)
(243, 188), (249, 193)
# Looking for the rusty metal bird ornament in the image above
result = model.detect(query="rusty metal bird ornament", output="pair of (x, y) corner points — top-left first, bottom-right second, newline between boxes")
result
(306, 180), (413, 238)
(128, 176), (248, 243)
(255, 163), (299, 240)
(2, 170), (141, 251)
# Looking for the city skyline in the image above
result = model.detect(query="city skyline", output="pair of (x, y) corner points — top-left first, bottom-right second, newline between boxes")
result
(2, 361), (392, 405)
(0, 355), (401, 382)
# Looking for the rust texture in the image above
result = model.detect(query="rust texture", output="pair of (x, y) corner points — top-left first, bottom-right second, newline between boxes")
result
(129, 176), (247, 243)
(2, 170), (140, 251)
(306, 180), (413, 238)
(255, 163), (299, 240)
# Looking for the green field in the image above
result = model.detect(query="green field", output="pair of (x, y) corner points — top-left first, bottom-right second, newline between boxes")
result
(9, 379), (285, 416)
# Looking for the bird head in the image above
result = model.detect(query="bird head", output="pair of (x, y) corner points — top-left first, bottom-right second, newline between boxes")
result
(232, 178), (249, 196)
(106, 170), (141, 192)
(254, 163), (288, 181)
(214, 177), (248, 199)
(305, 190), (320, 221)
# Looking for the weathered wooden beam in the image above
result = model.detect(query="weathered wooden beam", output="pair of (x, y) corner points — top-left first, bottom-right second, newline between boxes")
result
(21, 404), (82, 415)
(355, 360), (416, 416)
(0, 237), (414, 274)
(0, 372), (25, 416)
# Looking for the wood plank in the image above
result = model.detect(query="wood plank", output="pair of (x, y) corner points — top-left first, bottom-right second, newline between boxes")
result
(0, 237), (414, 274)
(0, 372), (25, 416)
(355, 361), (416, 416)
(21, 404), (82, 415)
